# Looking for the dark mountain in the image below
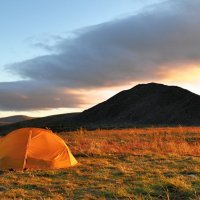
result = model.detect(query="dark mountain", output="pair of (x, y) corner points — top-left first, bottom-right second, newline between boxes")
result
(0, 113), (80, 135)
(0, 83), (200, 135)
(0, 115), (34, 126)
(77, 83), (200, 127)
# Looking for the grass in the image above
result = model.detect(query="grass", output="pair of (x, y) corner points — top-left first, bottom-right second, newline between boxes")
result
(1, 127), (200, 199)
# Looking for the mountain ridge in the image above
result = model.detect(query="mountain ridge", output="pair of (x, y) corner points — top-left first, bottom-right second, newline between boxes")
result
(0, 82), (200, 135)
(76, 82), (200, 126)
(0, 115), (34, 126)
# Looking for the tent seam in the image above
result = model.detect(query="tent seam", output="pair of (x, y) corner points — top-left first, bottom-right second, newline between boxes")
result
(22, 129), (32, 170)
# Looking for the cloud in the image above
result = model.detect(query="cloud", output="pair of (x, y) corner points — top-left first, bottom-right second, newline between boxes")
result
(0, 81), (84, 111)
(2, 0), (200, 111)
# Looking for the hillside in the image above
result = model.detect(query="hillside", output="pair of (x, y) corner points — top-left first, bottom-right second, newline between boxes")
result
(77, 83), (200, 127)
(0, 127), (200, 199)
(0, 113), (79, 135)
(1, 83), (200, 134)
(0, 115), (34, 126)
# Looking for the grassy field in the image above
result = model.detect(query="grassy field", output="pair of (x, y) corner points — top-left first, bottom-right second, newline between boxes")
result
(1, 127), (200, 199)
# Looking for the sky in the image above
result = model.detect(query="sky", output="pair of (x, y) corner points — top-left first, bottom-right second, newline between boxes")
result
(0, 0), (200, 117)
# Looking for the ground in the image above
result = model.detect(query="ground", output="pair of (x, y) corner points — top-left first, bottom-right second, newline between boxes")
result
(0, 127), (200, 199)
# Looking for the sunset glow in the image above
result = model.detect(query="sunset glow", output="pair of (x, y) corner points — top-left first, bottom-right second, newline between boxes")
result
(0, 0), (200, 117)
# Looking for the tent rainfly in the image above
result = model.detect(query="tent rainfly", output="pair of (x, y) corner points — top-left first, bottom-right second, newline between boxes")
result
(0, 128), (77, 170)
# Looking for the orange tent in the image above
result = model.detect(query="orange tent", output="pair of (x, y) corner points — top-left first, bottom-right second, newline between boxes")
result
(0, 128), (77, 170)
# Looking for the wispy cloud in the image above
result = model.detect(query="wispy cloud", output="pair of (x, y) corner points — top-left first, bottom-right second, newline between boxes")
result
(0, 81), (84, 111)
(1, 0), (200, 111)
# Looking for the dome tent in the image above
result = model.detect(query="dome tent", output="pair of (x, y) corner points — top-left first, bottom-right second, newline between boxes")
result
(0, 128), (77, 170)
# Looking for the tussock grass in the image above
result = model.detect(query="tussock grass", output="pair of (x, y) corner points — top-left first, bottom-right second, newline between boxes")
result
(0, 127), (200, 199)
(64, 127), (200, 156)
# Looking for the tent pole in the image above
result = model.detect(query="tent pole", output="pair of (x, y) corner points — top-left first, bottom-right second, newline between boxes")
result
(23, 129), (32, 170)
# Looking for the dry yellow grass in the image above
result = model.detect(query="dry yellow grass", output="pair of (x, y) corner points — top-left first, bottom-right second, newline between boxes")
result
(0, 127), (200, 199)
(63, 126), (200, 156)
